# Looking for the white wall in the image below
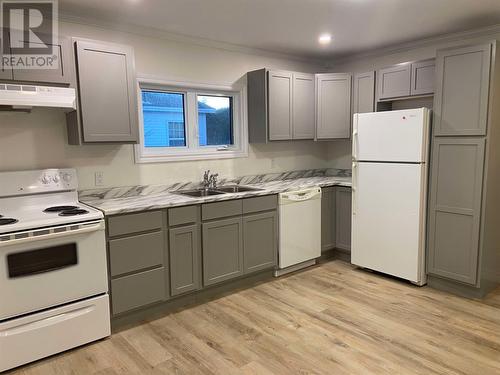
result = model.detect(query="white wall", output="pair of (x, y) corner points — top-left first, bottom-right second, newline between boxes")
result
(0, 20), (331, 189)
(326, 27), (500, 169)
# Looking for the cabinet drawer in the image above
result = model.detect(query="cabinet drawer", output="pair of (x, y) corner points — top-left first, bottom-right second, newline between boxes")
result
(242, 195), (277, 214)
(202, 200), (242, 221)
(111, 267), (165, 315)
(109, 231), (164, 277)
(108, 211), (163, 237)
(168, 205), (199, 226)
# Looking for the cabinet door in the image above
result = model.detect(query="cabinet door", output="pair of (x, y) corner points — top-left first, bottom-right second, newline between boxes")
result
(243, 211), (277, 274)
(321, 186), (336, 252)
(10, 35), (73, 84)
(353, 71), (375, 114)
(292, 72), (315, 139)
(0, 29), (13, 80)
(377, 63), (411, 99)
(315, 73), (352, 139)
(335, 187), (352, 252)
(268, 70), (292, 140)
(427, 138), (485, 285)
(169, 224), (201, 296)
(75, 39), (139, 143)
(202, 217), (243, 286)
(411, 59), (435, 96)
(433, 44), (491, 136)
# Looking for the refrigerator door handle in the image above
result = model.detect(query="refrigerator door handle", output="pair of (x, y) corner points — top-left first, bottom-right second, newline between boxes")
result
(352, 162), (357, 215)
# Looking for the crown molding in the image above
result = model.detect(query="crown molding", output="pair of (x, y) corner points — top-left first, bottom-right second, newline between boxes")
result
(329, 23), (500, 67)
(58, 12), (326, 67)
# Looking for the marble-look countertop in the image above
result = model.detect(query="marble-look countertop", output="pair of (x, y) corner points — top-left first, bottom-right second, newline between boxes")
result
(82, 175), (352, 216)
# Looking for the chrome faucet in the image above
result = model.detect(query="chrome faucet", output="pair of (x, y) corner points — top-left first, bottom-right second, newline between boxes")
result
(209, 173), (219, 189)
(202, 170), (219, 190)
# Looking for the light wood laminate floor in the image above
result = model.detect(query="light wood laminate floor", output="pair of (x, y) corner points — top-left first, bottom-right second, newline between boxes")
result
(8, 260), (500, 375)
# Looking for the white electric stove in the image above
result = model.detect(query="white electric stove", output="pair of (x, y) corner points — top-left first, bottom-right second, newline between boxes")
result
(0, 169), (110, 372)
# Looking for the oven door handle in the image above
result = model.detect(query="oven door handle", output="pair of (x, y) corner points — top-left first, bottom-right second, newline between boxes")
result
(0, 220), (104, 247)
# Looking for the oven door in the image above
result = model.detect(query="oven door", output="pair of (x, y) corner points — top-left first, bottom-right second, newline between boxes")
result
(0, 220), (108, 320)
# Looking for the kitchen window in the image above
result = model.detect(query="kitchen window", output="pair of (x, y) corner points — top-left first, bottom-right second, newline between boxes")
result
(136, 79), (248, 163)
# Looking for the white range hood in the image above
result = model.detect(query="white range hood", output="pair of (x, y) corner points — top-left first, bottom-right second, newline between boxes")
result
(0, 84), (76, 111)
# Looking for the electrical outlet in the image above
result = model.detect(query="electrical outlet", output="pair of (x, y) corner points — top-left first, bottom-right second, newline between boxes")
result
(95, 171), (104, 187)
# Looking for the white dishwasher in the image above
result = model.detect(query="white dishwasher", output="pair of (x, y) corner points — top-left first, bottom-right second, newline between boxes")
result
(275, 186), (322, 277)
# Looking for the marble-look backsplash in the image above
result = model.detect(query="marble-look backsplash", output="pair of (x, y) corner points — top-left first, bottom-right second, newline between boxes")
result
(79, 168), (351, 201)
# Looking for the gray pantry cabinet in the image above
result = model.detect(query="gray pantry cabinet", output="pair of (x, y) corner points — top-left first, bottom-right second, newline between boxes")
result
(427, 41), (500, 298)
(315, 73), (352, 139)
(247, 68), (315, 142)
(105, 195), (278, 317)
(352, 71), (375, 115)
(377, 59), (435, 100)
(68, 38), (139, 144)
(432, 44), (491, 136)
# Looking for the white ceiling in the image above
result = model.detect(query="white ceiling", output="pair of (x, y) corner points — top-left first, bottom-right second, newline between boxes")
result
(59, 0), (500, 60)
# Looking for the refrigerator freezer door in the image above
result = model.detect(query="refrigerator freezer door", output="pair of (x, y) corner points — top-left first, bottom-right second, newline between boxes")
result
(351, 162), (427, 284)
(353, 108), (430, 163)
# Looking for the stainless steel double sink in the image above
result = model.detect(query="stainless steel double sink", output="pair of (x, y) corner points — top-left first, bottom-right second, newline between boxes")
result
(174, 185), (263, 198)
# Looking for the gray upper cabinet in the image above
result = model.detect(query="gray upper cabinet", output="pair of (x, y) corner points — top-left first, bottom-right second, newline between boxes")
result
(0, 30), (13, 80)
(433, 44), (491, 136)
(321, 186), (336, 252)
(9, 35), (73, 84)
(292, 72), (315, 139)
(268, 70), (293, 140)
(243, 211), (277, 274)
(410, 59), (435, 96)
(202, 217), (244, 286)
(427, 137), (485, 285)
(247, 68), (315, 142)
(353, 71), (375, 115)
(377, 63), (411, 99)
(335, 187), (352, 252)
(315, 73), (352, 139)
(73, 38), (139, 143)
(169, 224), (201, 296)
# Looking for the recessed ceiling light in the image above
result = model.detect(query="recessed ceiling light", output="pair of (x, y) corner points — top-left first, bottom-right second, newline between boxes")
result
(318, 34), (332, 45)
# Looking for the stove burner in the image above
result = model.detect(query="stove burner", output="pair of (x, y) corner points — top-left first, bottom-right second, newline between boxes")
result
(58, 209), (89, 217)
(44, 205), (79, 213)
(0, 218), (18, 226)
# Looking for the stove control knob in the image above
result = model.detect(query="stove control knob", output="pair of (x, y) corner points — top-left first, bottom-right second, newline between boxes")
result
(41, 174), (51, 185)
(52, 174), (60, 183)
(61, 173), (72, 183)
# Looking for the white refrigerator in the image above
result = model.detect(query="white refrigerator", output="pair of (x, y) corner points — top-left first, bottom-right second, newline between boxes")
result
(351, 108), (431, 286)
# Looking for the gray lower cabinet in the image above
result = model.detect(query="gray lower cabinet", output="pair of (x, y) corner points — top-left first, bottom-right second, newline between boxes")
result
(433, 43), (491, 136)
(352, 71), (375, 115)
(335, 187), (352, 252)
(427, 137), (485, 285)
(202, 217), (244, 286)
(315, 73), (352, 139)
(243, 211), (277, 273)
(321, 186), (336, 252)
(111, 268), (166, 315)
(70, 38), (138, 144)
(169, 224), (201, 296)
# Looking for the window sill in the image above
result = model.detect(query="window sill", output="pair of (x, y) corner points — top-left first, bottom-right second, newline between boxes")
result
(135, 149), (249, 163)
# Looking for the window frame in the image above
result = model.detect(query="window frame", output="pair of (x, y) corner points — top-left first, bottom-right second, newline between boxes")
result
(135, 77), (248, 163)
